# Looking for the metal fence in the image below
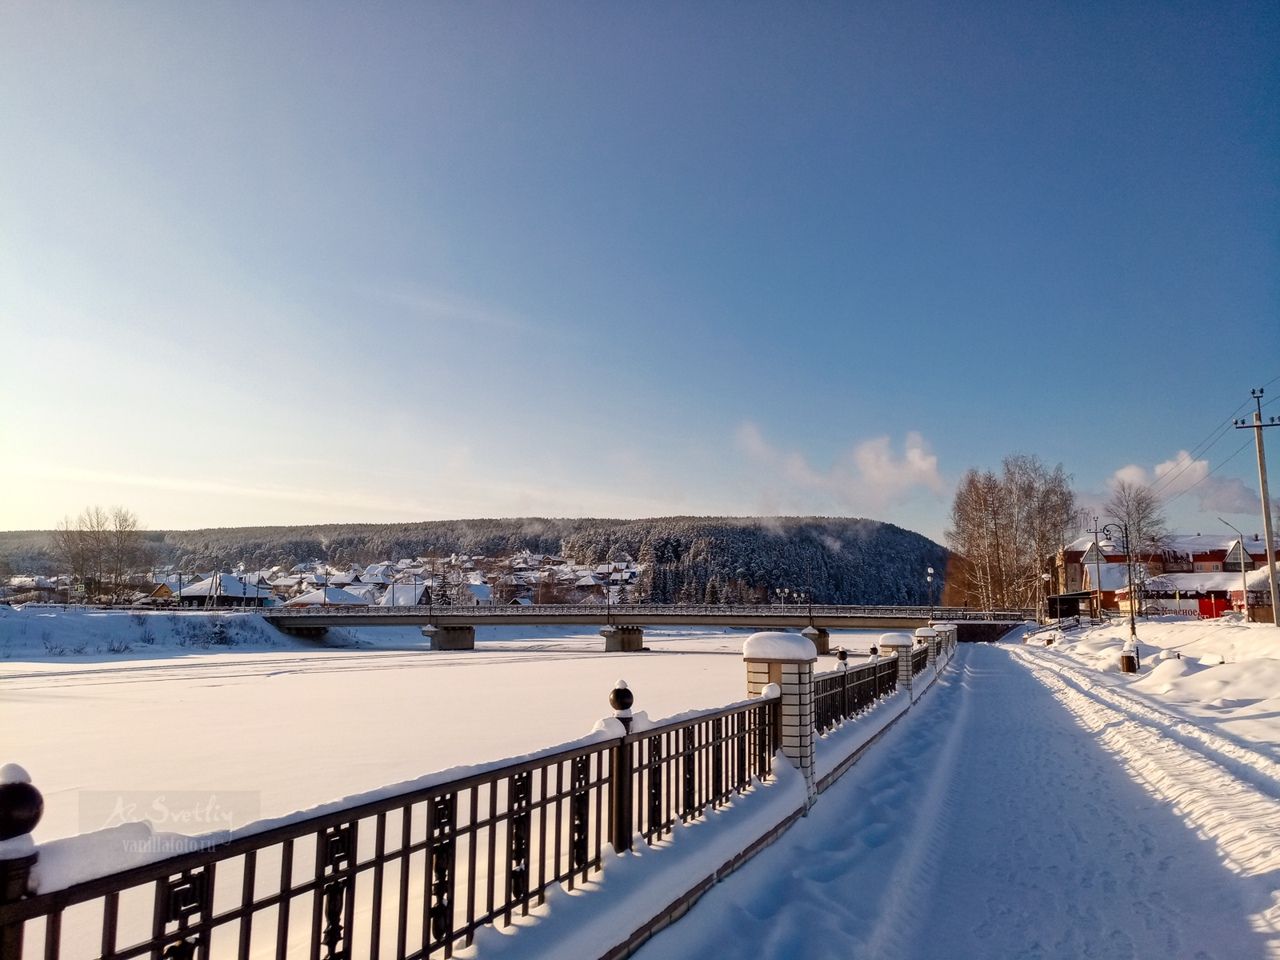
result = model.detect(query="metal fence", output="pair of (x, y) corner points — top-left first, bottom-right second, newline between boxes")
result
(811, 657), (900, 735)
(0, 698), (778, 960)
(911, 646), (929, 675)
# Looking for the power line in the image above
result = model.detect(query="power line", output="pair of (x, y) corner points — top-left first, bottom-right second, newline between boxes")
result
(1147, 372), (1279, 498)
(1160, 437), (1252, 511)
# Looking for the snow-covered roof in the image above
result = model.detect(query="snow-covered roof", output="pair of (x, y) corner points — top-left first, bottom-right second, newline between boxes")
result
(1082, 564), (1130, 591)
(284, 587), (369, 607)
(175, 574), (272, 599)
(1245, 563), (1278, 591)
(379, 583), (428, 606)
(1122, 572), (1251, 596)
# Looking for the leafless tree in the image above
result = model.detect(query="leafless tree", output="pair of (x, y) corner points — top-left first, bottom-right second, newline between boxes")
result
(51, 506), (146, 601)
(947, 455), (1078, 610)
(1104, 480), (1168, 556)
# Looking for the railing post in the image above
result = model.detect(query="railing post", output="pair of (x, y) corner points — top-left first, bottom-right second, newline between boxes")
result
(607, 682), (634, 855)
(743, 632), (817, 802)
(881, 632), (914, 700)
(0, 764), (44, 960)
(837, 648), (850, 719)
(917, 626), (939, 671)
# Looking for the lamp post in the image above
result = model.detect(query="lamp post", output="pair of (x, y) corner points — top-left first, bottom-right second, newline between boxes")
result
(926, 566), (935, 620)
(1102, 521), (1139, 671)
(1040, 571), (1051, 623)
(1218, 517), (1250, 622)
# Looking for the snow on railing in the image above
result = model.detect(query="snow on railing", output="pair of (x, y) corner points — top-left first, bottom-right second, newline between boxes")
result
(0, 691), (780, 960)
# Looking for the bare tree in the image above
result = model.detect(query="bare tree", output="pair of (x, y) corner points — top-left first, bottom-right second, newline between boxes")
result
(51, 506), (146, 601)
(947, 455), (1078, 610)
(1104, 480), (1168, 556)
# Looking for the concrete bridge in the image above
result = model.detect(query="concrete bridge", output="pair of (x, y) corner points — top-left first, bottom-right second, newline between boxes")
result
(262, 603), (1031, 651)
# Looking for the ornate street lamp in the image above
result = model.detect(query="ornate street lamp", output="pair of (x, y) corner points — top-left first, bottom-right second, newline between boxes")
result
(1101, 521), (1140, 672)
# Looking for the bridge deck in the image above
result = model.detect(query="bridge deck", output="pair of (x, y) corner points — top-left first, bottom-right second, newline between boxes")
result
(261, 603), (1029, 630)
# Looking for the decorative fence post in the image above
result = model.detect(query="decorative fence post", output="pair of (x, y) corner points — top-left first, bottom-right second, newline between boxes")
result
(607, 681), (634, 855)
(935, 623), (956, 662)
(880, 632), (914, 700)
(743, 632), (817, 801)
(917, 626), (938, 670)
(0, 764), (43, 960)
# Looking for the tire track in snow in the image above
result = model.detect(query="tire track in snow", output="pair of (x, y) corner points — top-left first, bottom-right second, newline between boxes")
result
(1031, 648), (1280, 793)
(1010, 647), (1280, 953)
(859, 661), (974, 960)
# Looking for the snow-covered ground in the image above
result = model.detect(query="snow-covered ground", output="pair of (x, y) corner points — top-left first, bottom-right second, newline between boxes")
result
(0, 605), (883, 842)
(1028, 614), (1280, 756)
(630, 630), (1280, 960)
(8, 607), (1279, 959)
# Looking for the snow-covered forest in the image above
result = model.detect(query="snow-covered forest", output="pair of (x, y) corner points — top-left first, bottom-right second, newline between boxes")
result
(0, 516), (948, 606)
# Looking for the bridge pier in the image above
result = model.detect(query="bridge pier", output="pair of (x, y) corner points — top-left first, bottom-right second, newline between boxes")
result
(601, 625), (644, 652)
(426, 625), (475, 650)
(800, 626), (830, 655)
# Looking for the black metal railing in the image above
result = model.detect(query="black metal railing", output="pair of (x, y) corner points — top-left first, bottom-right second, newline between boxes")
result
(911, 646), (929, 675)
(622, 698), (777, 846)
(0, 697), (778, 960)
(812, 657), (899, 735)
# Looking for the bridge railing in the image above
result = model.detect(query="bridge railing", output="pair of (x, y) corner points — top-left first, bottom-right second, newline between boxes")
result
(259, 603), (1032, 621)
(0, 696), (778, 960)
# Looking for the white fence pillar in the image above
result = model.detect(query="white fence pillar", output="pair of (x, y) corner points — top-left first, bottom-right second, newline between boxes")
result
(743, 631), (817, 799)
(881, 631), (914, 699)
(918, 626), (938, 668)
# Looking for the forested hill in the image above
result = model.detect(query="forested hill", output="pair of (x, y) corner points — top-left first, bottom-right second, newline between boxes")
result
(0, 517), (947, 605)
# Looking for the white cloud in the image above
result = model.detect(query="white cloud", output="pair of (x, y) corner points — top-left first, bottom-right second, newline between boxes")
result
(1108, 450), (1259, 515)
(735, 422), (945, 511)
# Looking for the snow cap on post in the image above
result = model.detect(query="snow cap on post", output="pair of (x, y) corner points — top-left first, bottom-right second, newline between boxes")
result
(914, 626), (938, 640)
(879, 631), (913, 649)
(742, 631), (817, 662)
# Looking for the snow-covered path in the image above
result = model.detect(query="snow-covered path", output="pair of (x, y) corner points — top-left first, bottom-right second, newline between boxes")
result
(636, 644), (1280, 960)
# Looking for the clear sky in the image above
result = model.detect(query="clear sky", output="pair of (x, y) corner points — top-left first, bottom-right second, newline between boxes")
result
(1, 1), (1277, 543)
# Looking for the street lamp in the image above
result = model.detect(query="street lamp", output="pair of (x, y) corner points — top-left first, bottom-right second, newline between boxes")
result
(1040, 572), (1051, 623)
(926, 567), (934, 620)
(1218, 517), (1250, 623)
(1101, 521), (1140, 672)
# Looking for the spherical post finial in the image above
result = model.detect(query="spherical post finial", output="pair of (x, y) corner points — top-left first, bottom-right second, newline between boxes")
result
(0, 764), (43, 844)
(609, 679), (634, 715)
(609, 680), (634, 734)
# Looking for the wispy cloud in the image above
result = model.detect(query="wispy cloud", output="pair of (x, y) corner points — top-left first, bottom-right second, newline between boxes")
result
(364, 284), (532, 335)
(734, 422), (945, 512)
(1108, 450), (1259, 515)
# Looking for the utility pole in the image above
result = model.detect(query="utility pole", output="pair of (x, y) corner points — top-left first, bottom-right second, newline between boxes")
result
(1091, 516), (1104, 621)
(1234, 388), (1279, 627)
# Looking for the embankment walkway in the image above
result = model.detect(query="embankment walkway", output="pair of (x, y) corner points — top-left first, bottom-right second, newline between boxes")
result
(634, 644), (1280, 960)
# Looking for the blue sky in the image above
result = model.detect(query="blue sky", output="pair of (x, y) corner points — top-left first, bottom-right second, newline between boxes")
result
(1, 1), (1277, 543)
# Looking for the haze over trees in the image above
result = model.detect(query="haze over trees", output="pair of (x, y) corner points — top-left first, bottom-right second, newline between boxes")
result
(946, 455), (1078, 610)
